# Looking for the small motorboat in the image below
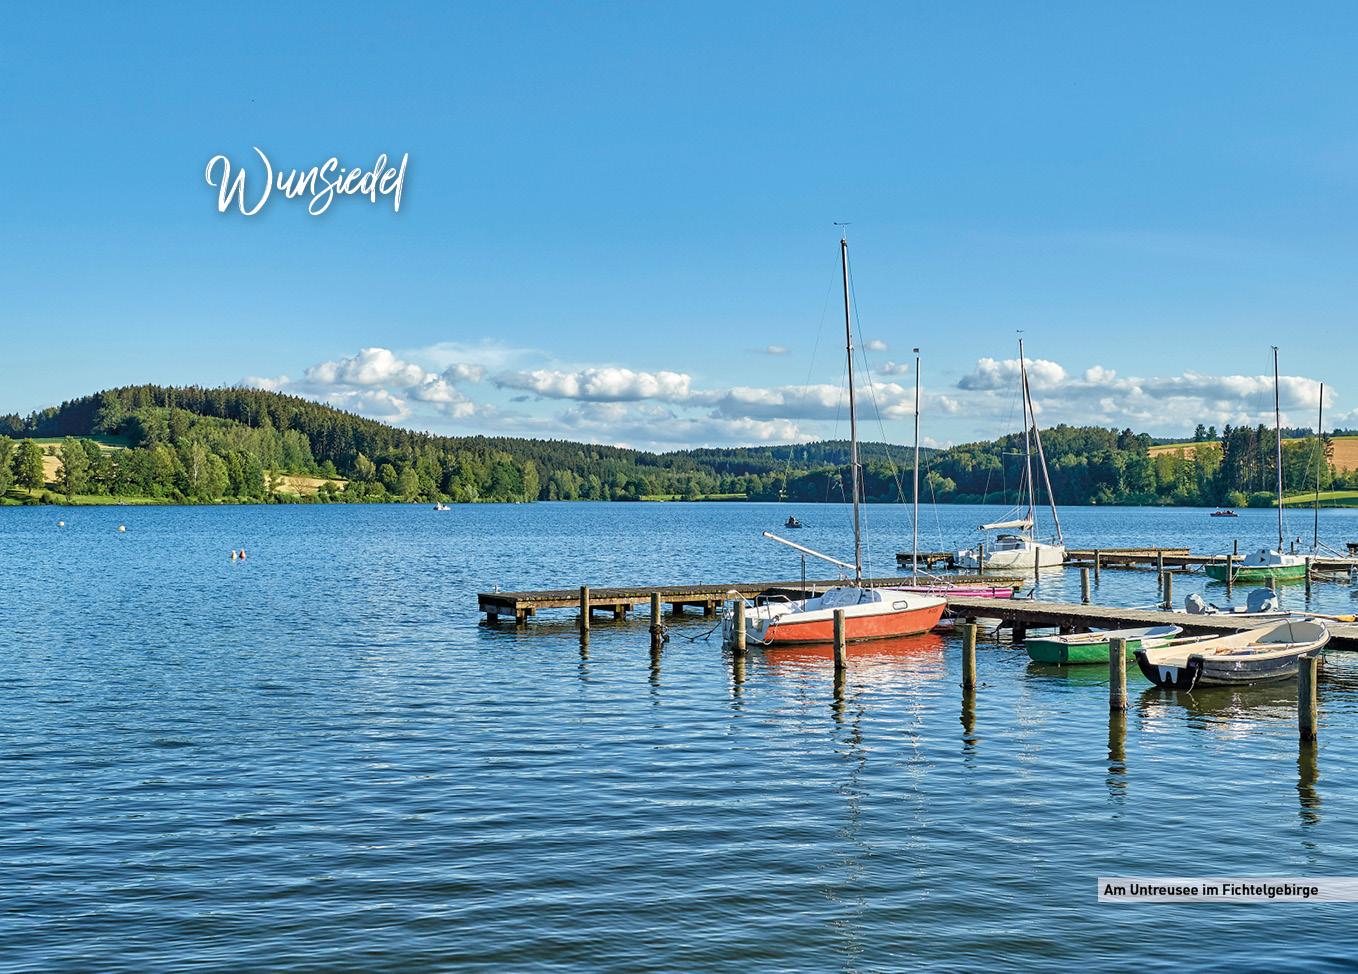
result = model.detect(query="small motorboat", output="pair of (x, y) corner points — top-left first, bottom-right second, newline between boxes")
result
(433, 502), (450, 511)
(784, 516), (803, 529)
(1210, 510), (1239, 518)
(1135, 620), (1329, 689)
(1025, 624), (1182, 665)
(1183, 591), (1293, 621)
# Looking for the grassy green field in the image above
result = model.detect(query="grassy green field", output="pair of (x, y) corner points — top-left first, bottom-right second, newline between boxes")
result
(2, 487), (167, 506)
(24, 434), (131, 451)
(1280, 489), (1358, 507)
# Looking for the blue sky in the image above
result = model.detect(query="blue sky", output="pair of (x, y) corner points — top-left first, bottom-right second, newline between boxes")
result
(3, 3), (1356, 449)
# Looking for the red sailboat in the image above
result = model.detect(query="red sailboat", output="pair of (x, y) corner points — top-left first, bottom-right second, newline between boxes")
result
(723, 232), (946, 646)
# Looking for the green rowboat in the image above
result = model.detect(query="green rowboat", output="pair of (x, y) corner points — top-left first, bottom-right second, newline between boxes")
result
(1025, 625), (1183, 665)
(1204, 549), (1309, 584)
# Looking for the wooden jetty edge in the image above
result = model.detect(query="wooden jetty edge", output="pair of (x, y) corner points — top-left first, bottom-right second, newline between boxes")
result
(479, 582), (1358, 650)
(945, 595), (1358, 649)
(479, 574), (1020, 625)
(899, 546), (1358, 575)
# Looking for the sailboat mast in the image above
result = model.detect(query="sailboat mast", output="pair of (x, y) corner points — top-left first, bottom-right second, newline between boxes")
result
(1022, 357), (1064, 545)
(1019, 338), (1036, 526)
(1315, 381), (1324, 551)
(841, 233), (863, 584)
(1273, 346), (1284, 550)
(912, 348), (921, 581)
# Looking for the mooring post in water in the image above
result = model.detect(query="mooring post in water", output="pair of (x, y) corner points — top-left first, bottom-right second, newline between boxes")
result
(1225, 561), (1234, 597)
(650, 592), (662, 651)
(1109, 638), (1128, 712)
(1233, 539), (1239, 558)
(1161, 570), (1173, 610)
(977, 542), (985, 576)
(961, 622), (977, 691)
(733, 599), (746, 654)
(1299, 655), (1319, 741)
(833, 609), (847, 673)
(579, 585), (590, 632)
(1305, 557), (1313, 598)
(1081, 567), (1091, 604)
(1093, 549), (1101, 584)
(1156, 548), (1164, 580)
(1267, 574), (1277, 593)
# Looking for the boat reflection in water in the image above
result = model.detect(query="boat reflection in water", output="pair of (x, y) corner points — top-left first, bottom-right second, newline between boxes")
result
(1136, 682), (1302, 741)
(759, 631), (947, 675)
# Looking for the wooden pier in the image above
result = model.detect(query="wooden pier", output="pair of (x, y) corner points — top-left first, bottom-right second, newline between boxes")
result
(898, 546), (1358, 576)
(478, 582), (1358, 649)
(479, 574), (1021, 625)
(945, 595), (1358, 649)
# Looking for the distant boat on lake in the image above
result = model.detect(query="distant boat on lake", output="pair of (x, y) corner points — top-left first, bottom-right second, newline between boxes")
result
(1210, 510), (1238, 518)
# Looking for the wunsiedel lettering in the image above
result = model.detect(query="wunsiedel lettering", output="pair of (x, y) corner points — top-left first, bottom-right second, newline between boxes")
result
(204, 148), (409, 216)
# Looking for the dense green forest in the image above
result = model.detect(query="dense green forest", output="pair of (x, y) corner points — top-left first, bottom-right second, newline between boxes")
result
(0, 384), (1352, 506)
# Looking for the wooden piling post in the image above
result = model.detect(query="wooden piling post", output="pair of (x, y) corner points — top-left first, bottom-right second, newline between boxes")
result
(1109, 637), (1128, 712)
(579, 585), (590, 632)
(977, 542), (985, 576)
(1305, 557), (1313, 598)
(1156, 548), (1164, 580)
(1161, 570), (1173, 610)
(961, 623), (977, 691)
(833, 609), (847, 673)
(1225, 560), (1234, 596)
(650, 592), (662, 651)
(1299, 655), (1319, 741)
(1233, 539), (1239, 558)
(1081, 567), (1091, 604)
(1267, 575), (1277, 593)
(733, 599), (746, 654)
(1093, 549), (1101, 584)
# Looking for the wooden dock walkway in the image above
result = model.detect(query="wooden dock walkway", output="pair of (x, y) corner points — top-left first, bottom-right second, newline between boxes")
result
(478, 581), (1358, 650)
(479, 574), (1021, 625)
(898, 546), (1358, 576)
(946, 595), (1358, 650)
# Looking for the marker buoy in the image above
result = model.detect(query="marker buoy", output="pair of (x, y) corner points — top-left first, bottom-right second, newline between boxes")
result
(118, 525), (126, 533)
(57, 520), (65, 527)
(231, 550), (239, 561)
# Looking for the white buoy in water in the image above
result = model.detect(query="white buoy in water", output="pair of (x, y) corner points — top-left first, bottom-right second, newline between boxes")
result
(57, 520), (65, 527)
(118, 524), (126, 533)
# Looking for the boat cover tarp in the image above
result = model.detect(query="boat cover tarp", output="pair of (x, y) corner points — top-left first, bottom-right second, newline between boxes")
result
(980, 518), (1033, 531)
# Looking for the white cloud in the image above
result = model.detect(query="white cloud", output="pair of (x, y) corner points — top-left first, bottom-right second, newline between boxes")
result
(865, 339), (888, 352)
(958, 356), (1067, 391)
(241, 374), (290, 392)
(763, 345), (790, 355)
(321, 389), (410, 422)
(495, 367), (694, 403)
(876, 361), (913, 376)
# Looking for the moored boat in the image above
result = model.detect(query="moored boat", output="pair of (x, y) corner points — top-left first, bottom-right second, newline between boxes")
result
(1204, 548), (1307, 583)
(1204, 348), (1308, 584)
(723, 232), (946, 649)
(954, 338), (1067, 571)
(1210, 509), (1238, 517)
(1025, 624), (1182, 665)
(730, 586), (947, 645)
(1135, 620), (1329, 689)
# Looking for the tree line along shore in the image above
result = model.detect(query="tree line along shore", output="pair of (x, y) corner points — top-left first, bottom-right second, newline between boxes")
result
(1, 385), (1356, 508)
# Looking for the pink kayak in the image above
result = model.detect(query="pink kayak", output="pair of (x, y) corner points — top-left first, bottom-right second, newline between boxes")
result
(885, 583), (1018, 599)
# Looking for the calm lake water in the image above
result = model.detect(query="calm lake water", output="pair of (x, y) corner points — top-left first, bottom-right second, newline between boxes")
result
(5, 501), (1358, 972)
